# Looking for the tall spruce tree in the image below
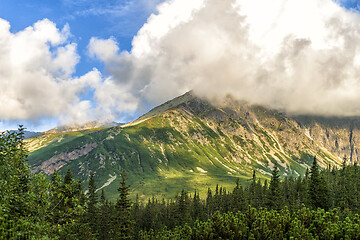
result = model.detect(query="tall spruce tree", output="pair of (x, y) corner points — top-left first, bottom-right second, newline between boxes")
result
(98, 189), (111, 240)
(267, 166), (281, 210)
(206, 188), (213, 218)
(177, 189), (190, 225)
(131, 194), (142, 235)
(232, 179), (246, 212)
(338, 156), (350, 210)
(249, 170), (257, 206)
(113, 170), (133, 239)
(308, 157), (329, 210)
(86, 171), (98, 235)
(191, 190), (202, 221)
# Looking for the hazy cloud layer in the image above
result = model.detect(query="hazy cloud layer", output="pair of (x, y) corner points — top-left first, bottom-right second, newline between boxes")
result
(90, 0), (360, 117)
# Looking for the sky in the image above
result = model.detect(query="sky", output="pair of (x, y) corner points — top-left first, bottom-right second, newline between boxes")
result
(0, 0), (360, 131)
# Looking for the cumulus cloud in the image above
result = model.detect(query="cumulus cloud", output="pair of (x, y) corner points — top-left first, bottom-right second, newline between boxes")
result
(0, 18), (115, 125)
(89, 0), (360, 117)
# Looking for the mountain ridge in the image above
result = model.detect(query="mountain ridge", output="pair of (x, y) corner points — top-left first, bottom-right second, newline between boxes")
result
(25, 92), (358, 200)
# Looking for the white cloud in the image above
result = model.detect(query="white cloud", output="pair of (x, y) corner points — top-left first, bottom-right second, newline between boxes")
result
(92, 77), (139, 120)
(89, 0), (360, 117)
(88, 37), (119, 62)
(131, 0), (205, 57)
(0, 18), (113, 125)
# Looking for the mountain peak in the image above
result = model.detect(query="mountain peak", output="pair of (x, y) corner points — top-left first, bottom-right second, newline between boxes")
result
(123, 91), (196, 127)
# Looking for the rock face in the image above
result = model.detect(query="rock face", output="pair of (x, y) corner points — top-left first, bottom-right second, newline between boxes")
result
(294, 116), (360, 163)
(25, 92), (360, 200)
(33, 143), (98, 174)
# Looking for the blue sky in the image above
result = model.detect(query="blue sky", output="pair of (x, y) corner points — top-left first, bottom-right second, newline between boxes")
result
(1, 0), (360, 132)
(338, 0), (360, 9)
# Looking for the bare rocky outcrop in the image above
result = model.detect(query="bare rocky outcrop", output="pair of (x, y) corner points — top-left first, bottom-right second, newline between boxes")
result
(304, 123), (360, 163)
(34, 143), (98, 174)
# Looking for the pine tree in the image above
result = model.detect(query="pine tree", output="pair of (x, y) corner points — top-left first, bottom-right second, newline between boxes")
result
(308, 157), (329, 210)
(191, 190), (202, 221)
(131, 194), (142, 235)
(177, 189), (190, 225)
(249, 171), (264, 208)
(206, 188), (213, 217)
(338, 156), (350, 210)
(214, 184), (221, 212)
(249, 170), (256, 206)
(63, 168), (76, 209)
(113, 170), (133, 239)
(86, 172), (98, 235)
(221, 187), (231, 213)
(267, 166), (281, 210)
(98, 189), (111, 240)
(232, 179), (245, 212)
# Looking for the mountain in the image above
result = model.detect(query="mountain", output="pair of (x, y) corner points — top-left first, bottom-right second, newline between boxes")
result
(25, 92), (358, 200)
(7, 130), (42, 139)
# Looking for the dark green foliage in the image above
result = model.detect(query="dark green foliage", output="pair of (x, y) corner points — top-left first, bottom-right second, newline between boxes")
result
(0, 125), (29, 216)
(139, 207), (360, 240)
(0, 126), (52, 238)
(49, 169), (91, 239)
(0, 127), (90, 239)
(86, 171), (98, 235)
(249, 171), (264, 208)
(113, 170), (133, 239)
(191, 190), (203, 221)
(98, 189), (112, 240)
(267, 166), (281, 210)
(308, 157), (329, 210)
(176, 189), (191, 225)
(232, 179), (247, 212)
(131, 155), (360, 239)
(5, 130), (360, 240)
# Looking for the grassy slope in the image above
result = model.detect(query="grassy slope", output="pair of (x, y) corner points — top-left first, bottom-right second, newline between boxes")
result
(27, 116), (252, 201)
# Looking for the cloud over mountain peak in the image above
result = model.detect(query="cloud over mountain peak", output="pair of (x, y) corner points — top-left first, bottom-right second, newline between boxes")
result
(90, 0), (360, 117)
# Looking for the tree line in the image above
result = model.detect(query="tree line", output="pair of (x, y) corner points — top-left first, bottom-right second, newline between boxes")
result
(2, 127), (360, 239)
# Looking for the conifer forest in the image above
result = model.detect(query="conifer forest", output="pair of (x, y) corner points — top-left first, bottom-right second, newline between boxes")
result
(3, 128), (360, 239)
